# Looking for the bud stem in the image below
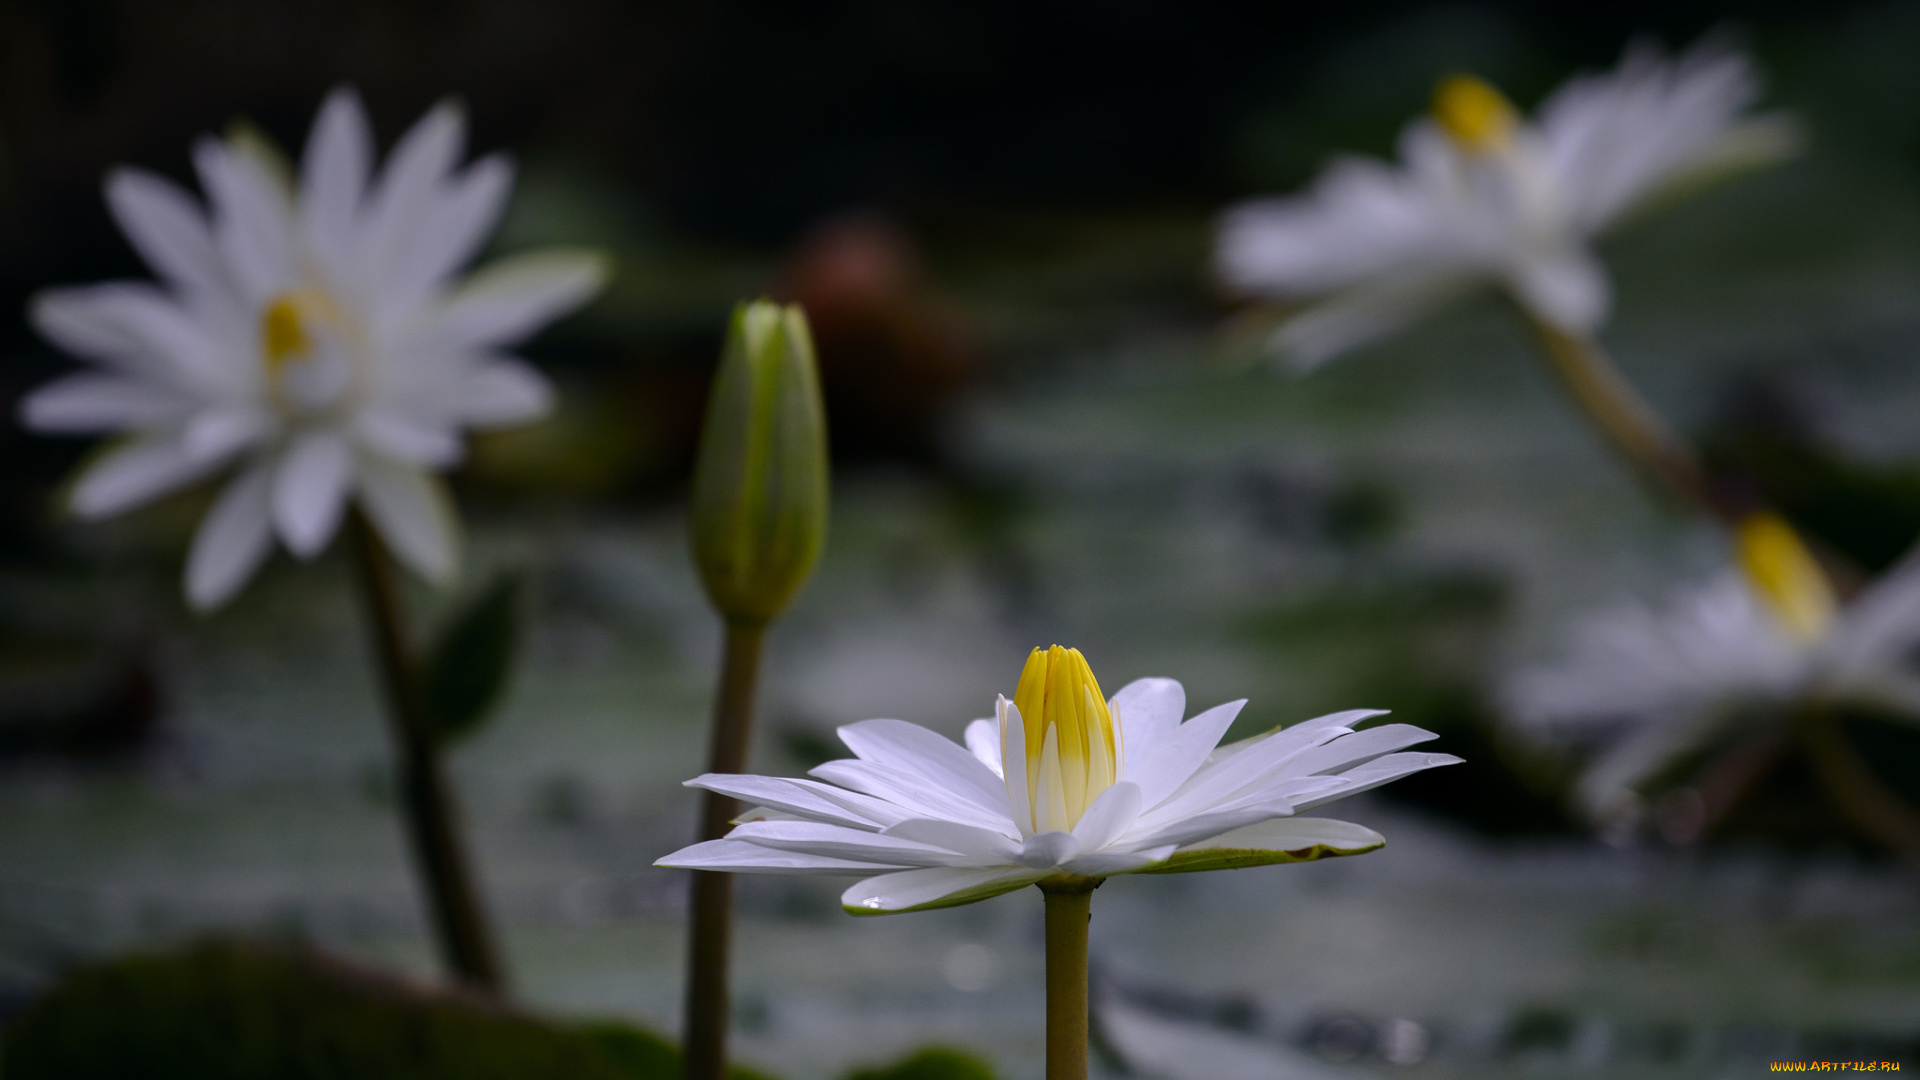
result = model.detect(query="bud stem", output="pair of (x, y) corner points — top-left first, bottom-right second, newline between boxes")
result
(349, 511), (506, 996)
(1797, 708), (1920, 866)
(1527, 317), (1737, 525)
(683, 617), (769, 1080)
(1040, 876), (1100, 1080)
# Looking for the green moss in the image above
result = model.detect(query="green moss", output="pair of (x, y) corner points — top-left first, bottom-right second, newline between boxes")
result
(843, 1047), (997, 1080)
(0, 940), (773, 1080)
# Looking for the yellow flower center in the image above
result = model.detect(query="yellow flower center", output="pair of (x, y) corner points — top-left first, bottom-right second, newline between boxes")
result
(260, 293), (313, 381)
(1432, 73), (1518, 152)
(1736, 512), (1838, 643)
(1012, 645), (1119, 831)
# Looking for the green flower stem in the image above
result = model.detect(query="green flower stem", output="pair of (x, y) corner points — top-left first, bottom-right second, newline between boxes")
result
(349, 512), (506, 996)
(682, 617), (770, 1080)
(1040, 875), (1101, 1080)
(1798, 710), (1920, 866)
(1528, 318), (1736, 526)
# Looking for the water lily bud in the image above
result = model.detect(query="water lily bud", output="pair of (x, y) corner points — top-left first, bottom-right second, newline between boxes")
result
(690, 300), (830, 623)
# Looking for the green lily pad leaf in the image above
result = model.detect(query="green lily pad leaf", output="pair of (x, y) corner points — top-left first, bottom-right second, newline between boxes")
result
(1138, 818), (1384, 875)
(420, 573), (525, 746)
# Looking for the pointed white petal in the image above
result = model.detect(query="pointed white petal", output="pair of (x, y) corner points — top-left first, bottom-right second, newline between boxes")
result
(384, 153), (514, 309)
(70, 435), (220, 519)
(182, 406), (273, 464)
(808, 758), (1010, 833)
(964, 717), (1004, 778)
(841, 866), (1044, 916)
(1507, 248), (1610, 334)
(185, 459), (276, 611)
(1272, 723), (1440, 779)
(1291, 752), (1463, 812)
(30, 284), (236, 391)
(271, 431), (353, 558)
(300, 86), (374, 281)
(1015, 830), (1082, 870)
(21, 374), (191, 432)
(882, 818), (1023, 859)
(727, 820), (986, 868)
(353, 409), (463, 467)
(194, 137), (296, 303)
(1109, 677), (1185, 758)
(104, 168), (229, 299)
(1070, 781), (1142, 854)
(836, 718), (1009, 813)
(355, 453), (461, 585)
(1124, 698), (1246, 812)
(1141, 817), (1386, 875)
(1142, 709), (1389, 828)
(1000, 696), (1032, 837)
(685, 773), (910, 830)
(442, 359), (553, 428)
(1276, 271), (1480, 370)
(1032, 723), (1070, 834)
(1061, 847), (1176, 876)
(1122, 796), (1299, 852)
(421, 250), (608, 352)
(657, 838), (891, 875)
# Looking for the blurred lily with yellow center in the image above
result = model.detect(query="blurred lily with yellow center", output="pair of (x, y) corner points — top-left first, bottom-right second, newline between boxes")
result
(1507, 514), (1920, 824)
(1217, 40), (1798, 369)
(19, 86), (607, 609)
(661, 646), (1457, 1078)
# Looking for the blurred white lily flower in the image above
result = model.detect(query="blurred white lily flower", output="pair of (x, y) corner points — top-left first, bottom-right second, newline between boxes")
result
(660, 645), (1459, 915)
(1506, 514), (1920, 818)
(1217, 40), (1798, 368)
(21, 87), (607, 609)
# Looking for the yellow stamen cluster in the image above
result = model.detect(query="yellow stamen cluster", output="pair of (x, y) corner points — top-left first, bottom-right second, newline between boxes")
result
(1012, 645), (1119, 831)
(1736, 512), (1838, 642)
(1432, 73), (1519, 152)
(260, 293), (313, 380)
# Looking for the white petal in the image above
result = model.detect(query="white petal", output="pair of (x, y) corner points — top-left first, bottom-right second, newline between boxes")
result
(104, 168), (229, 299)
(271, 431), (353, 558)
(420, 250), (608, 352)
(964, 717), (1004, 778)
(1276, 271), (1480, 370)
(301, 86), (374, 282)
(70, 436), (220, 519)
(808, 758), (1010, 833)
(1178, 817), (1385, 856)
(1124, 698), (1247, 812)
(355, 453), (460, 584)
(442, 359), (554, 428)
(30, 284), (236, 391)
(194, 137), (297, 303)
(1070, 781), (1142, 854)
(685, 773), (910, 830)
(383, 154), (514, 311)
(1060, 847), (1175, 876)
(182, 406), (273, 464)
(999, 696), (1032, 837)
(1122, 799), (1297, 852)
(841, 866), (1044, 915)
(1015, 830), (1082, 870)
(657, 838), (888, 875)
(1271, 723), (1440, 780)
(836, 718), (1010, 815)
(1109, 677), (1185, 758)
(882, 818), (1022, 859)
(1291, 752), (1463, 812)
(362, 101), (466, 272)
(1507, 248), (1610, 334)
(185, 459), (276, 611)
(21, 373), (191, 432)
(727, 820), (982, 868)
(353, 409), (463, 467)
(1032, 723), (1071, 834)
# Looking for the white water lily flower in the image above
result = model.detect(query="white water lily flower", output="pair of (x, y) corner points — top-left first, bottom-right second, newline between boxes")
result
(1506, 515), (1920, 817)
(21, 87), (606, 610)
(659, 645), (1460, 915)
(1217, 40), (1798, 368)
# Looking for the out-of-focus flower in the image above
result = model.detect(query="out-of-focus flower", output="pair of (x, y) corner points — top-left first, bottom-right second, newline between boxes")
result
(689, 300), (830, 624)
(659, 645), (1459, 915)
(1505, 514), (1920, 818)
(1217, 40), (1798, 368)
(21, 87), (607, 609)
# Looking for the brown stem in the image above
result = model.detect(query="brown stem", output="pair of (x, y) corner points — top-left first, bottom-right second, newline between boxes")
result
(682, 618), (769, 1080)
(349, 513), (506, 995)
(1527, 318), (1737, 526)
(1798, 713), (1920, 866)
(1040, 876), (1101, 1080)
